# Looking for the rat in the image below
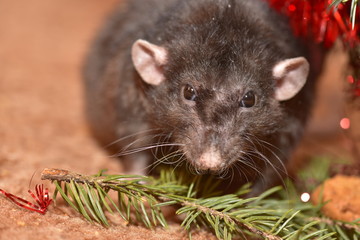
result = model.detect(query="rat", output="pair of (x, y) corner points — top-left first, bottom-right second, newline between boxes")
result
(83, 0), (324, 193)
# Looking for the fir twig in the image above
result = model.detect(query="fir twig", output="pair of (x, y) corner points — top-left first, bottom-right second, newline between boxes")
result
(41, 168), (359, 240)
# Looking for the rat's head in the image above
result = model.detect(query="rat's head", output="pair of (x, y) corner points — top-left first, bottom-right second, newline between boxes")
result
(131, 30), (309, 175)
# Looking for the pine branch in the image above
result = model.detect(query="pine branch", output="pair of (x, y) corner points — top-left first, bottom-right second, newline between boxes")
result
(174, 197), (282, 240)
(41, 168), (360, 240)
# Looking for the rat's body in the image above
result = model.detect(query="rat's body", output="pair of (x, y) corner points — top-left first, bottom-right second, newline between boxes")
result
(84, 0), (323, 192)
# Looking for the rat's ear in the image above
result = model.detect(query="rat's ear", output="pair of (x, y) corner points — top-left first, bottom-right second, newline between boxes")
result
(131, 39), (167, 85)
(272, 57), (309, 101)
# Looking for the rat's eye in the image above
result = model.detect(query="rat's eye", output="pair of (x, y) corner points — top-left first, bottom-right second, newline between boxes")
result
(240, 91), (256, 108)
(183, 84), (197, 101)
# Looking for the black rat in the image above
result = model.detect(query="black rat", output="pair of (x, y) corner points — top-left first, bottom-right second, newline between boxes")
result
(83, 0), (324, 193)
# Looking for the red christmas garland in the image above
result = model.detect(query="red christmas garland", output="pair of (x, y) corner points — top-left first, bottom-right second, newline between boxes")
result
(267, 0), (360, 99)
(0, 185), (52, 214)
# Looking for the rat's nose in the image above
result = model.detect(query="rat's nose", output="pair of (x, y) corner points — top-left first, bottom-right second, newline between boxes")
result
(196, 146), (224, 171)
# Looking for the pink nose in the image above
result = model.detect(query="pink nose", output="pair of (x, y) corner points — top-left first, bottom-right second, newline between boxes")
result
(197, 147), (223, 171)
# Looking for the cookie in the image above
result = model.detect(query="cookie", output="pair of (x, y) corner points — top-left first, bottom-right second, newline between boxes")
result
(312, 175), (360, 222)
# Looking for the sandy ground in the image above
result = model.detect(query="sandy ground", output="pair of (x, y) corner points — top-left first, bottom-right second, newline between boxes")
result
(0, 0), (357, 239)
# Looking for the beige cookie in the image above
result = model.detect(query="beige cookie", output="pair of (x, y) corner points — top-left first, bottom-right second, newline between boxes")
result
(312, 175), (360, 222)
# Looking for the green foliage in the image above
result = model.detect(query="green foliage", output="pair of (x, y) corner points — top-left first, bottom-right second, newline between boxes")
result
(42, 168), (360, 240)
(296, 157), (332, 193)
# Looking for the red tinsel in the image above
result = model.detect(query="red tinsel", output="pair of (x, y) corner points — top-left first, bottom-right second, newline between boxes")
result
(267, 0), (360, 99)
(267, 0), (359, 47)
(0, 184), (52, 214)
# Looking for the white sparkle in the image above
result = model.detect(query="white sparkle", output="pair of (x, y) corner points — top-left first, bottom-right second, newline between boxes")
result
(300, 192), (311, 202)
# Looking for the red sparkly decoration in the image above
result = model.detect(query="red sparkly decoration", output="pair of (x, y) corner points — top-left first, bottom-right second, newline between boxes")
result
(267, 0), (359, 47)
(0, 184), (52, 214)
(267, 0), (360, 102)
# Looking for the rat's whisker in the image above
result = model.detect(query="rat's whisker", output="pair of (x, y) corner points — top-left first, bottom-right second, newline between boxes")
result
(248, 134), (288, 175)
(251, 147), (287, 188)
(118, 132), (169, 153)
(114, 143), (184, 157)
(105, 128), (164, 148)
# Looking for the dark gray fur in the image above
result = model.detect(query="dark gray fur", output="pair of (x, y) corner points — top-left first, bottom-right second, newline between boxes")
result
(83, 0), (323, 193)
